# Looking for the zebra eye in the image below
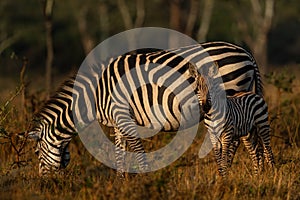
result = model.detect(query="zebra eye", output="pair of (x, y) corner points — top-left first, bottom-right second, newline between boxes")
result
(35, 141), (41, 156)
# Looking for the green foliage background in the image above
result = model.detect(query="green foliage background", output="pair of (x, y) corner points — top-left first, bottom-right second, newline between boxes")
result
(1, 0), (300, 76)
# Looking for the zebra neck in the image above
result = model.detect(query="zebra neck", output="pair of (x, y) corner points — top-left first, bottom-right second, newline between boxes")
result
(205, 84), (227, 122)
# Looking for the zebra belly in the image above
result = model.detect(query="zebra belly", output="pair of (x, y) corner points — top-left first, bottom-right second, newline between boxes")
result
(230, 99), (254, 137)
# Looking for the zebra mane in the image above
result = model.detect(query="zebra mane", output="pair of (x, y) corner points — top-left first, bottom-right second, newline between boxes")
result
(32, 77), (75, 121)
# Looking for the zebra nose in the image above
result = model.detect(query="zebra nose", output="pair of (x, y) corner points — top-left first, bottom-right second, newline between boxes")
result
(60, 160), (69, 169)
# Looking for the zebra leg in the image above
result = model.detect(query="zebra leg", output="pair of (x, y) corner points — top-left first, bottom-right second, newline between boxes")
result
(226, 138), (240, 168)
(210, 134), (225, 177)
(220, 133), (232, 177)
(254, 132), (264, 173)
(258, 125), (275, 169)
(213, 142), (223, 177)
(116, 119), (148, 173)
(125, 135), (148, 172)
(114, 127), (126, 178)
(241, 130), (263, 175)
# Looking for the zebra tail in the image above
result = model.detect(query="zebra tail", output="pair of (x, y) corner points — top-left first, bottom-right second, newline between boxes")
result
(250, 54), (264, 97)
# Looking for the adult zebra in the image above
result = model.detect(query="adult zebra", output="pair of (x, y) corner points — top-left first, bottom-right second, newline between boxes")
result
(190, 63), (274, 177)
(28, 41), (263, 175)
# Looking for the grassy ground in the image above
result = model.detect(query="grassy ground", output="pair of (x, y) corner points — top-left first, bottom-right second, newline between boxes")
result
(0, 134), (299, 200)
(0, 66), (299, 200)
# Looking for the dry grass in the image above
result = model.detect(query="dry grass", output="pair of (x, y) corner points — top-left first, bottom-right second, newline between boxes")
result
(0, 136), (299, 200)
(0, 66), (300, 200)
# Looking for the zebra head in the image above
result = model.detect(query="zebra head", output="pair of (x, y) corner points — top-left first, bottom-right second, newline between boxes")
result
(188, 63), (211, 113)
(28, 118), (71, 176)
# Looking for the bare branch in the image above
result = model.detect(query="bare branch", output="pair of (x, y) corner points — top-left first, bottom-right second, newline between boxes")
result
(20, 57), (28, 126)
(0, 34), (20, 55)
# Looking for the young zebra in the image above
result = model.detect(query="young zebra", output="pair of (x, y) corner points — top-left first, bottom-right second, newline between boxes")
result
(189, 63), (274, 177)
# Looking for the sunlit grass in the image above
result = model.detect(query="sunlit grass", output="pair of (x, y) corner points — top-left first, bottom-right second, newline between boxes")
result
(1, 119), (299, 200)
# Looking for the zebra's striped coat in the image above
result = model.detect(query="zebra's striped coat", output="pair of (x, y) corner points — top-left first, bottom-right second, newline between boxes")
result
(190, 63), (274, 177)
(28, 42), (263, 175)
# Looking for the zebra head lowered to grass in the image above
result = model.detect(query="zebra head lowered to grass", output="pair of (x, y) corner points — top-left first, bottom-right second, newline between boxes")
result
(189, 62), (274, 177)
(27, 79), (76, 175)
(27, 41), (264, 176)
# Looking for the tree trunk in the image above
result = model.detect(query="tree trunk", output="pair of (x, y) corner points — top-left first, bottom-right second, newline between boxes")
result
(44, 0), (54, 97)
(99, 3), (109, 41)
(252, 0), (274, 74)
(117, 0), (145, 50)
(236, 0), (274, 74)
(134, 0), (145, 28)
(117, 0), (133, 29)
(169, 0), (182, 47)
(185, 0), (199, 37)
(169, 0), (181, 31)
(197, 0), (214, 42)
(77, 5), (95, 55)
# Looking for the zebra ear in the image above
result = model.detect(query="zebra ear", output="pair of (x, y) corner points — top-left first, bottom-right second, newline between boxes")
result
(27, 131), (40, 141)
(208, 62), (219, 77)
(188, 63), (198, 78)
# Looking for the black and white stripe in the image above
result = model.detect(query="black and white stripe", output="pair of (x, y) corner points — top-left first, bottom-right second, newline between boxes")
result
(190, 63), (274, 177)
(28, 41), (263, 175)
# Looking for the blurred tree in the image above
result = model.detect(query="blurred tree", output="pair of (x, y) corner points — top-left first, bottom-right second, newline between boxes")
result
(169, 0), (181, 32)
(117, 0), (145, 49)
(0, 0), (48, 98)
(1, 0), (299, 84)
(43, 0), (55, 97)
(0, 1), (20, 55)
(185, 0), (199, 36)
(99, 2), (110, 41)
(235, 0), (275, 73)
(71, 0), (107, 55)
(117, 0), (145, 29)
(76, 3), (96, 54)
(169, 0), (183, 47)
(196, 0), (214, 42)
(268, 0), (300, 65)
(71, 0), (136, 55)
(169, 0), (215, 44)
